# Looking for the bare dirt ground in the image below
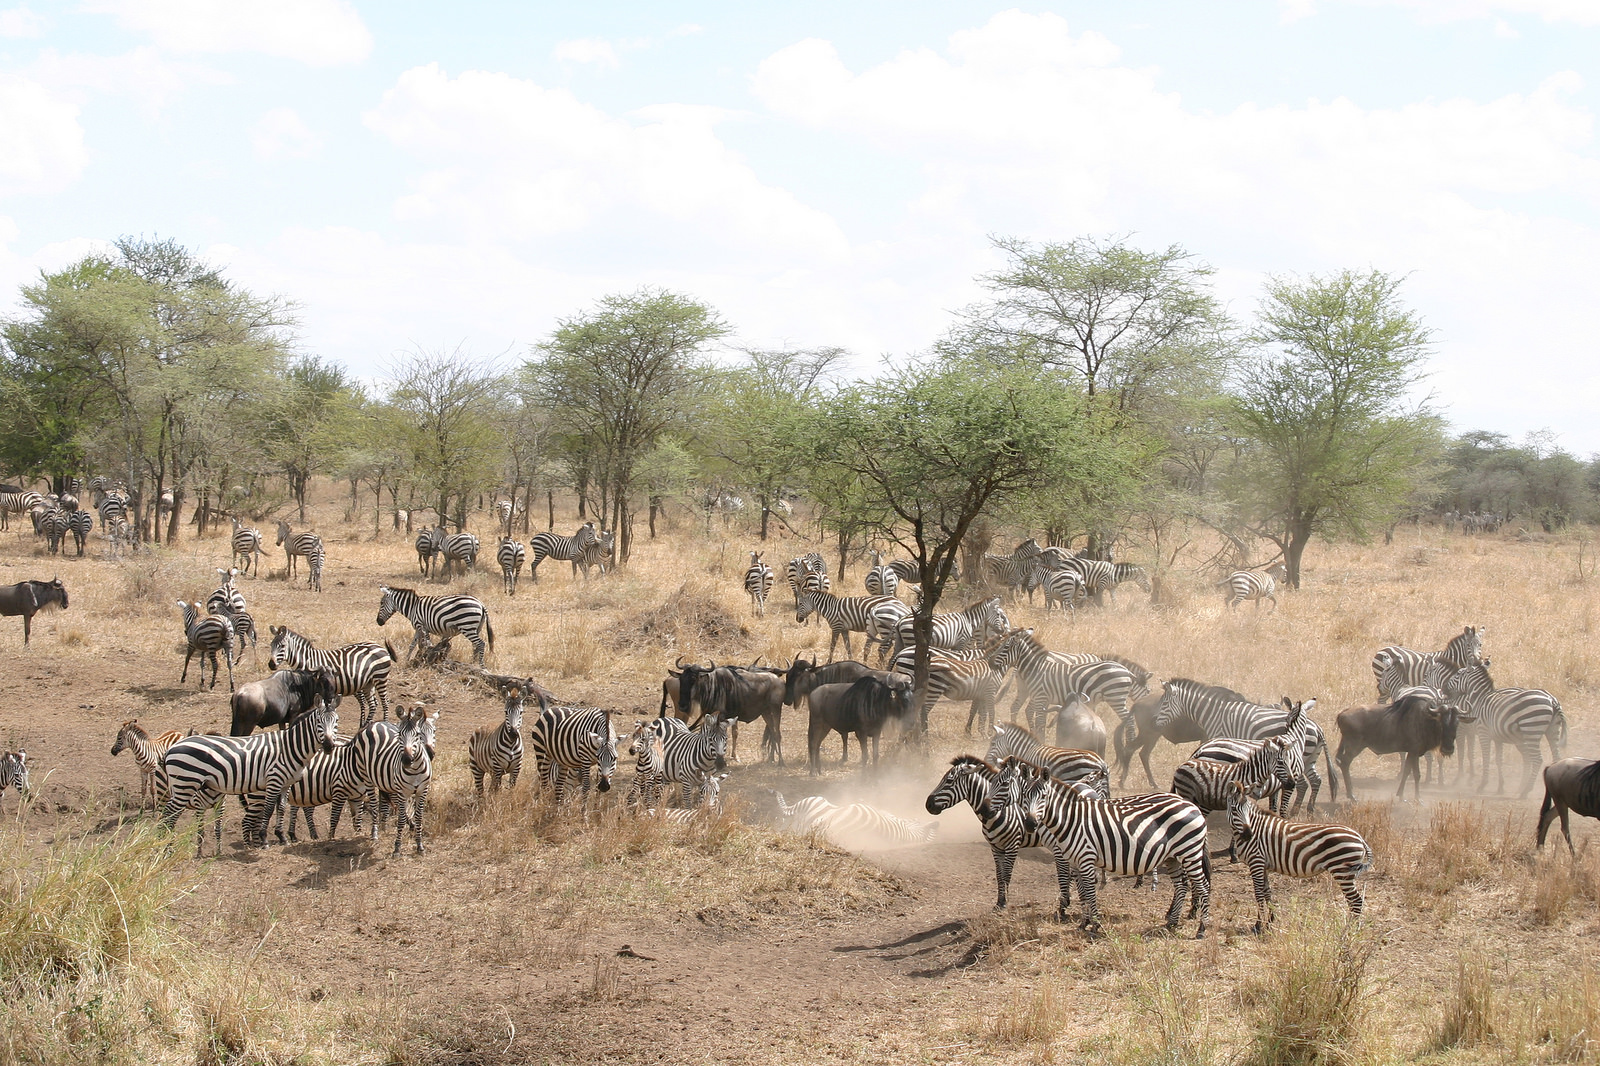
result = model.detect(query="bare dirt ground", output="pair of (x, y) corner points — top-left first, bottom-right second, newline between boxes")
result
(4, 492), (1600, 1064)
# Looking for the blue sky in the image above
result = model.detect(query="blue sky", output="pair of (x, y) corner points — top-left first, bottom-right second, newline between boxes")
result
(2, 1), (1598, 450)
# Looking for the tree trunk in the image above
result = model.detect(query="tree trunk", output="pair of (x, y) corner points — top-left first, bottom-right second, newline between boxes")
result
(1286, 520), (1312, 590)
(166, 487), (182, 545)
(837, 527), (850, 583)
(547, 491), (555, 531)
(649, 495), (660, 539)
(759, 496), (770, 540)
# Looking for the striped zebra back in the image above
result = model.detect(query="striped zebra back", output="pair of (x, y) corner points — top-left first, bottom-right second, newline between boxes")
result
(1228, 784), (1372, 876)
(1156, 678), (1292, 742)
(985, 722), (1109, 787)
(1172, 735), (1293, 812)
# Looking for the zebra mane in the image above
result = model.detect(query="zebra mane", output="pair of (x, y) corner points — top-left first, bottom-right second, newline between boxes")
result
(1166, 677), (1256, 705)
(949, 753), (997, 771)
(992, 721), (1041, 744)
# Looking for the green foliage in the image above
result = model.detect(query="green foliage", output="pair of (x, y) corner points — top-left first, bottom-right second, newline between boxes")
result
(386, 346), (504, 529)
(1440, 430), (1598, 529)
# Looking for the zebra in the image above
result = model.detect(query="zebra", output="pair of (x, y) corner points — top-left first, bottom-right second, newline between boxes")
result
(439, 532), (479, 579)
(997, 756), (1211, 936)
(495, 498), (514, 535)
(865, 551), (899, 598)
(744, 550), (775, 617)
(1222, 567), (1284, 610)
(0, 749), (28, 813)
(772, 792), (938, 846)
(497, 538), (526, 595)
(377, 585), (493, 666)
(415, 525), (446, 578)
(1181, 736), (1302, 817)
(160, 700), (338, 855)
(349, 705), (437, 855)
(654, 716), (730, 808)
(1445, 660), (1566, 797)
(985, 722), (1111, 793)
(275, 520), (322, 583)
(470, 681), (541, 794)
(644, 771), (729, 823)
(983, 553), (1047, 602)
(624, 720), (671, 810)
(926, 755), (1069, 908)
(891, 596), (1008, 660)
(1041, 568), (1087, 615)
(205, 569), (255, 657)
(787, 552), (828, 610)
(273, 736), (364, 843)
(0, 490), (43, 530)
(986, 628), (1136, 744)
(903, 648), (1006, 733)
(231, 517), (264, 577)
(1371, 626), (1485, 700)
(575, 529), (615, 579)
(67, 510), (92, 556)
(177, 600), (234, 691)
(111, 719), (187, 810)
(528, 522), (598, 582)
(39, 508), (70, 554)
(1171, 733), (1297, 817)
(267, 625), (397, 729)
(305, 540), (325, 593)
(1227, 782), (1372, 932)
(1153, 679), (1335, 812)
(796, 588), (903, 663)
(528, 703), (620, 804)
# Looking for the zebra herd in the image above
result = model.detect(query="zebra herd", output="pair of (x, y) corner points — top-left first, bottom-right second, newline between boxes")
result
(413, 520), (614, 593)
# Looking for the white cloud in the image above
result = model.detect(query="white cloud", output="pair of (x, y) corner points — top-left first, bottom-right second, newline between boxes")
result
(553, 37), (619, 69)
(28, 47), (222, 115)
(364, 64), (850, 268)
(250, 107), (321, 160)
(85, 0), (372, 65)
(1283, 0), (1600, 24)
(0, 75), (87, 196)
(0, 5), (45, 37)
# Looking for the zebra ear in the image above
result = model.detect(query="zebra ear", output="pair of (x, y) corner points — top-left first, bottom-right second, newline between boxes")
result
(1302, 698), (1316, 713)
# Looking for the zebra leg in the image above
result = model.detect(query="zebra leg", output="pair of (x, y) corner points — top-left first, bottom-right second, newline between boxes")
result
(1249, 857), (1272, 934)
(181, 648), (194, 684)
(223, 645), (235, 693)
(1165, 864), (1187, 930)
(392, 797), (407, 857)
(992, 844), (1021, 908)
(472, 768), (484, 796)
(1335, 874), (1364, 916)
(1188, 858), (1210, 939)
(1518, 742), (1541, 799)
(1074, 855), (1100, 932)
(306, 806), (322, 841)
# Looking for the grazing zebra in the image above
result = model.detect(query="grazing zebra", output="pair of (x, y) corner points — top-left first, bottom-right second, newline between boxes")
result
(111, 719), (186, 810)
(39, 508), (70, 554)
(998, 756), (1211, 936)
(1371, 625), (1485, 700)
(1227, 782), (1372, 932)
(528, 703), (620, 804)
(1445, 660), (1566, 797)
(275, 520), (322, 583)
(497, 538), (526, 595)
(267, 625), (396, 729)
(160, 701), (338, 855)
(0, 749), (28, 812)
(349, 705), (437, 856)
(797, 588), (903, 663)
(0, 490), (43, 530)
(415, 525), (446, 578)
(772, 792), (938, 847)
(1154, 679), (1335, 812)
(67, 510), (92, 556)
(983, 552), (1047, 602)
(987, 628), (1136, 743)
(985, 722), (1111, 793)
(575, 528), (615, 578)
(528, 522), (598, 581)
(275, 736), (363, 843)
(177, 600), (234, 691)
(231, 517), (264, 576)
(470, 681), (540, 794)
(891, 596), (1008, 659)
(438, 532), (479, 579)
(376, 585), (493, 666)
(743, 550), (775, 617)
(1222, 567), (1284, 610)
(865, 551), (900, 598)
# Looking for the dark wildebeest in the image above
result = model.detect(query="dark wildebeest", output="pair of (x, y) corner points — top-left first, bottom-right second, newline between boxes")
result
(685, 664), (787, 764)
(1114, 687), (1207, 790)
(805, 673), (917, 775)
(784, 657), (879, 710)
(0, 578), (68, 645)
(230, 669), (340, 736)
(1537, 758), (1600, 856)
(1335, 688), (1474, 802)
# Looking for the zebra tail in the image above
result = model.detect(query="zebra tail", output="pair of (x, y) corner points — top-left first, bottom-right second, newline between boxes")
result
(1200, 841), (1213, 884)
(1323, 740), (1339, 802)
(1354, 841), (1374, 876)
(1556, 698), (1569, 746)
(384, 641), (399, 664)
(484, 614), (495, 650)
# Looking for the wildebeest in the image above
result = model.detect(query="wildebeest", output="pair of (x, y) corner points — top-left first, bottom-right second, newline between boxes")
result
(1114, 687), (1207, 790)
(1335, 688), (1474, 802)
(1048, 696), (1108, 756)
(230, 669), (341, 736)
(0, 578), (68, 645)
(685, 663), (788, 764)
(1537, 758), (1600, 856)
(784, 657), (879, 709)
(803, 673), (917, 775)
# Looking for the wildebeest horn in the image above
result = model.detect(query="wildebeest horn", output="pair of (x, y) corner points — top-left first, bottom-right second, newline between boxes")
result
(674, 655), (686, 669)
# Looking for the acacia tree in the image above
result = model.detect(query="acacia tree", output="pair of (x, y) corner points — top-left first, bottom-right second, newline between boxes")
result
(264, 355), (361, 521)
(387, 346), (502, 531)
(1231, 270), (1444, 587)
(803, 355), (1105, 727)
(529, 289), (724, 563)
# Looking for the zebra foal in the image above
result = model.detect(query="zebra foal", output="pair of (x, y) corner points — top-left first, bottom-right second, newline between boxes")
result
(376, 585), (493, 666)
(470, 680), (541, 794)
(1227, 782), (1372, 932)
(111, 720), (187, 810)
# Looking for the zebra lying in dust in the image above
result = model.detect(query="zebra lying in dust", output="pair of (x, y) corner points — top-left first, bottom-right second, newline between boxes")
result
(771, 790), (938, 847)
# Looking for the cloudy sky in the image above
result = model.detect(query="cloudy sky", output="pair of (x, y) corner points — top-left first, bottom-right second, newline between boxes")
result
(1, 1), (1597, 450)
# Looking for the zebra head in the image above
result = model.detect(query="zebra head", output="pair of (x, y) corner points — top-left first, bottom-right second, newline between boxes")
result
(700, 770), (729, 811)
(110, 719), (140, 757)
(502, 682), (529, 732)
(1226, 781), (1259, 843)
(376, 586), (398, 627)
(795, 589), (819, 625)
(396, 705), (428, 768)
(592, 730), (617, 792)
(705, 715), (730, 771)
(266, 625), (297, 670)
(275, 519), (291, 546)
(310, 699), (339, 755)
(2, 750), (28, 797)
(984, 628), (1031, 675)
(925, 754), (993, 815)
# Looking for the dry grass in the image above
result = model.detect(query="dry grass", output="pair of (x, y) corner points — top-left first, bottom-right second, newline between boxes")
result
(1237, 904), (1381, 1066)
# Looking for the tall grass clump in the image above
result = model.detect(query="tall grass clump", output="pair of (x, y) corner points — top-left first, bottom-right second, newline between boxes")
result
(1432, 952), (1500, 1052)
(1119, 941), (1214, 1066)
(1239, 905), (1379, 1066)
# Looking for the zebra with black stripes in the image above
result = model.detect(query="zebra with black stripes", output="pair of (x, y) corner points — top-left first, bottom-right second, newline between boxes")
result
(891, 596), (1008, 659)
(1153, 679), (1335, 812)
(39, 508), (69, 554)
(528, 702), (619, 804)
(1371, 625), (1485, 699)
(1222, 566), (1286, 610)
(904, 648), (1006, 733)
(231, 517), (264, 576)
(67, 509), (92, 556)
(376, 585), (494, 666)
(349, 704), (437, 855)
(987, 628), (1136, 744)
(797, 588), (903, 663)
(926, 755), (1068, 908)
(985, 722), (1110, 793)
(1227, 782), (1372, 931)
(998, 756), (1211, 936)
(275, 520), (322, 583)
(497, 537), (526, 595)
(655, 716), (730, 808)
(528, 521), (598, 582)
(983, 552), (1047, 602)
(0, 490), (43, 531)
(1445, 660), (1566, 797)
(771, 792), (938, 846)
(744, 550), (774, 617)
(111, 719), (187, 810)
(470, 680), (541, 794)
(415, 525), (446, 577)
(160, 700), (338, 855)
(0, 749), (28, 813)
(274, 736), (363, 843)
(207, 569), (256, 657)
(1171, 733), (1296, 816)
(1180, 735), (1302, 818)
(177, 600), (234, 691)
(267, 625), (396, 728)
(1041, 568), (1087, 615)
(575, 528), (615, 578)
(438, 531), (479, 579)
(865, 551), (899, 598)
